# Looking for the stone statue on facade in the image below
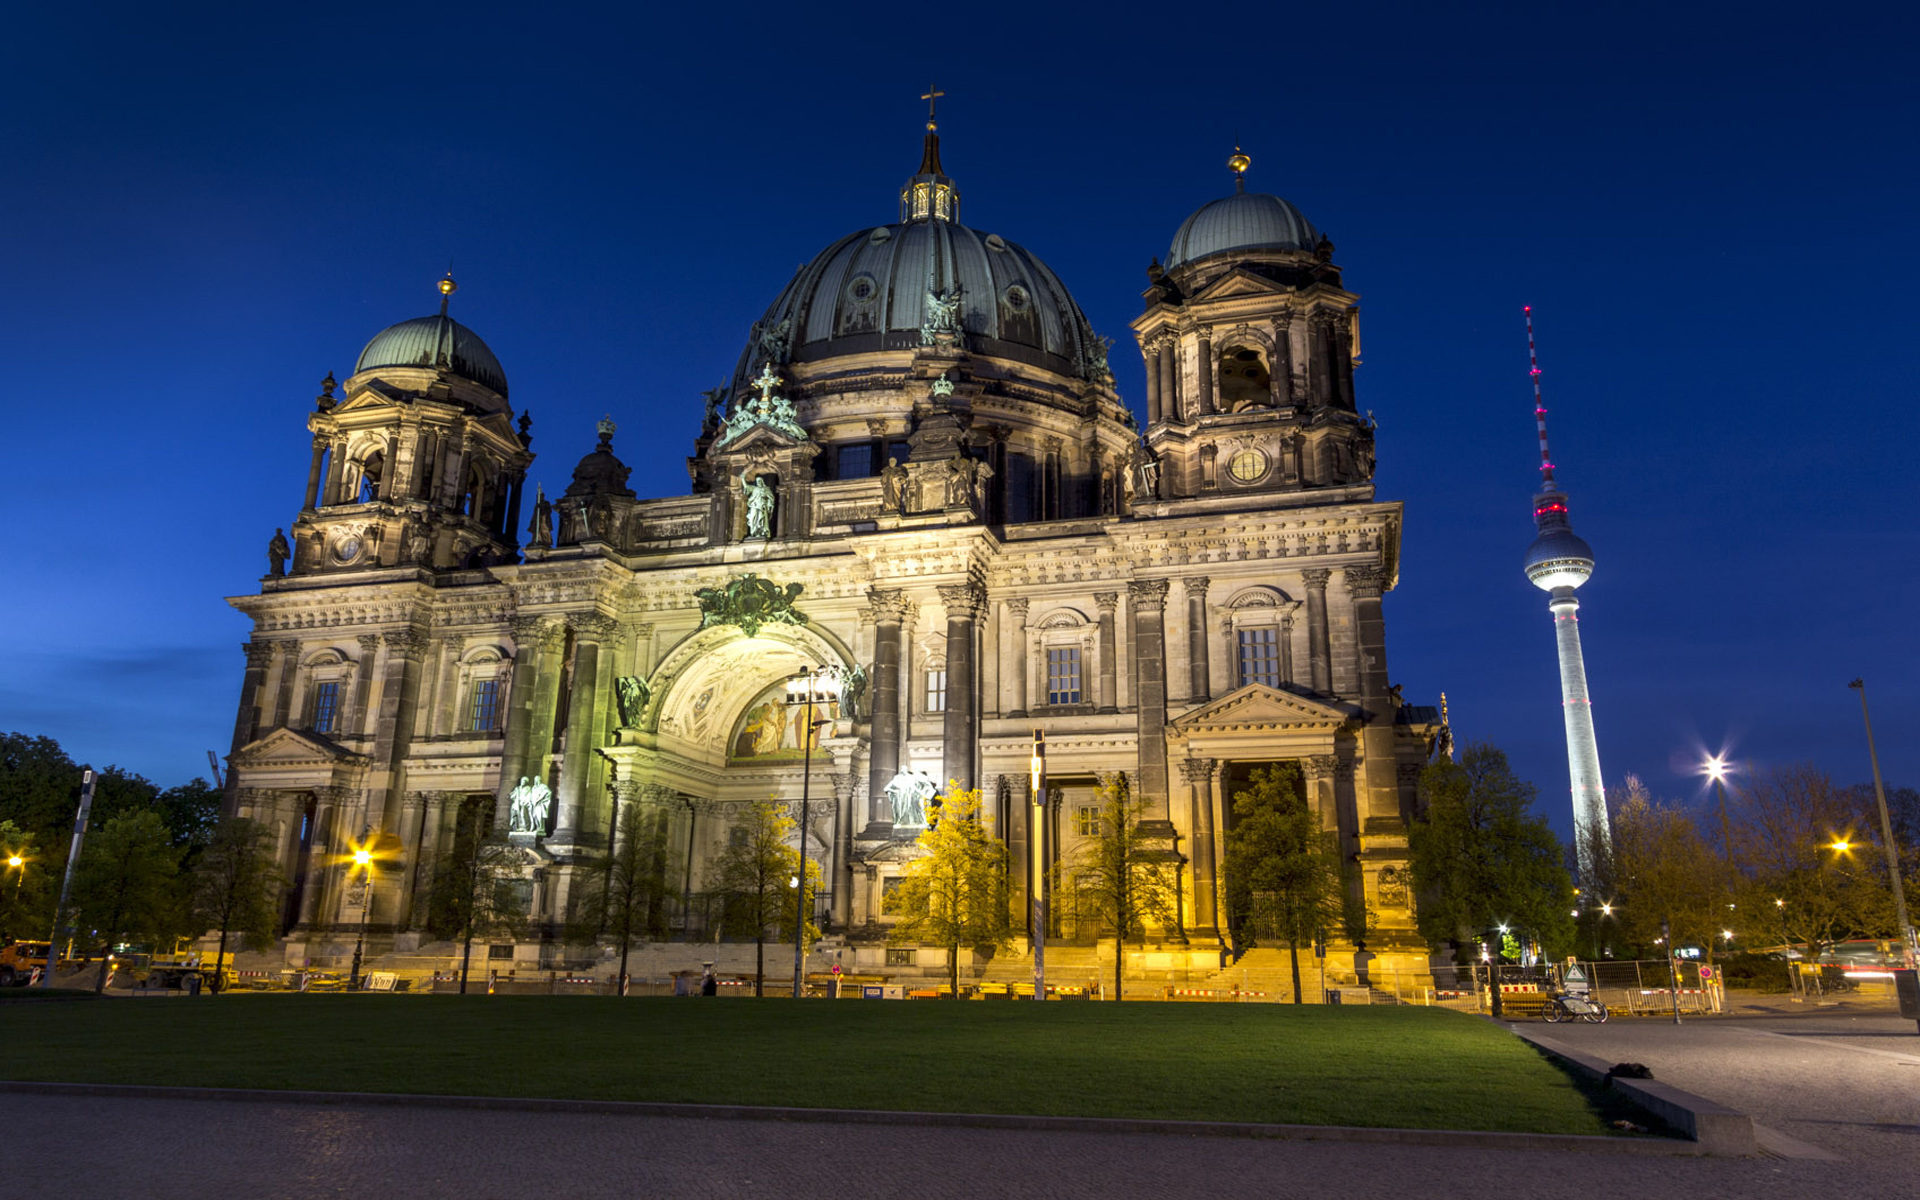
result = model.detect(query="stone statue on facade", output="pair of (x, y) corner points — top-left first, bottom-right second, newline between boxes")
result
(507, 775), (553, 835)
(741, 471), (775, 539)
(839, 664), (868, 721)
(884, 770), (937, 829)
(405, 524), (431, 566)
(944, 454), (992, 510)
(529, 485), (553, 549)
(880, 456), (908, 514)
(267, 528), (290, 577)
(1135, 454), (1160, 500)
(920, 286), (962, 346)
(694, 572), (809, 637)
(614, 675), (651, 727)
(700, 387), (727, 434)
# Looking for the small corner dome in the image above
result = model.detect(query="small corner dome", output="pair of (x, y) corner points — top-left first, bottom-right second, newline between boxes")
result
(355, 314), (509, 402)
(1167, 191), (1321, 269)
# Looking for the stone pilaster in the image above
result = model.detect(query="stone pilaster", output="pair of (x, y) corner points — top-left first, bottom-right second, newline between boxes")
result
(830, 772), (855, 928)
(498, 617), (565, 832)
(1094, 592), (1118, 713)
(1344, 565), (1402, 825)
(1144, 344), (1163, 424)
(1302, 568), (1332, 694)
(371, 628), (429, 835)
(1195, 330), (1214, 416)
(1157, 337), (1178, 422)
(304, 435), (327, 510)
(1004, 597), (1030, 717)
(1184, 576), (1210, 702)
(1181, 757), (1220, 937)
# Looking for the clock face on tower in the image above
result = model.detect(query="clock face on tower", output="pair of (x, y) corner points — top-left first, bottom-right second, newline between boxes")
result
(332, 533), (363, 564)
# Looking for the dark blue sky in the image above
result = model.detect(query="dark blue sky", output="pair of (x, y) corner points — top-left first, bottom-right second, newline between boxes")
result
(3, 2), (1914, 838)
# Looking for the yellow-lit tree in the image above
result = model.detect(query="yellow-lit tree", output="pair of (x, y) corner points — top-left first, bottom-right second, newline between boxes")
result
(888, 784), (1011, 996)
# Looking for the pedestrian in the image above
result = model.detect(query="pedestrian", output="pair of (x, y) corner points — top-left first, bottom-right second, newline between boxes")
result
(701, 964), (717, 996)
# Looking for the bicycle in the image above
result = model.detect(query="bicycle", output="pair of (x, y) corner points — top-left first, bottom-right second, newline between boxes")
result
(1542, 990), (1609, 1023)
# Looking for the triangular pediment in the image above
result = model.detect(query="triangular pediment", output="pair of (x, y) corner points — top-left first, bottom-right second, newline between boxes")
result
(710, 423), (816, 456)
(1191, 268), (1288, 303)
(231, 726), (370, 769)
(1170, 684), (1353, 734)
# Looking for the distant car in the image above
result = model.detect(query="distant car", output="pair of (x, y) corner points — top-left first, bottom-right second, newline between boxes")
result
(141, 962), (238, 993)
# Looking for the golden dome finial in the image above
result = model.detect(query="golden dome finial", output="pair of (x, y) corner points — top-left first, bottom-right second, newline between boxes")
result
(1228, 146), (1252, 192)
(438, 270), (457, 315)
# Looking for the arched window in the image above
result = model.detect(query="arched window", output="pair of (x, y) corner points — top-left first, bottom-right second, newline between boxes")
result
(1218, 345), (1273, 411)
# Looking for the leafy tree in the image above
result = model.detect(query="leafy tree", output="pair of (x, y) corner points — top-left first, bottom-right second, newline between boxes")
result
(190, 817), (288, 991)
(425, 801), (529, 993)
(1409, 743), (1575, 1013)
(70, 810), (183, 992)
(888, 785), (1012, 996)
(1733, 766), (1890, 955)
(571, 800), (676, 989)
(1068, 775), (1179, 1002)
(1222, 765), (1344, 1003)
(1605, 776), (1726, 960)
(157, 779), (222, 850)
(710, 799), (819, 997)
(1, 819), (53, 945)
(1, 733), (219, 850)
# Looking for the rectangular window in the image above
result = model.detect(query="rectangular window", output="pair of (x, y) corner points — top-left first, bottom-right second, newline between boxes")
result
(885, 947), (916, 966)
(1075, 805), (1100, 838)
(1046, 647), (1082, 705)
(836, 442), (874, 479)
(1237, 628), (1281, 688)
(310, 681), (340, 734)
(925, 669), (947, 713)
(467, 678), (502, 732)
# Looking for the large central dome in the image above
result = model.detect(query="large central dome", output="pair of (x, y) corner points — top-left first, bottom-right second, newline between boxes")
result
(742, 220), (1101, 379)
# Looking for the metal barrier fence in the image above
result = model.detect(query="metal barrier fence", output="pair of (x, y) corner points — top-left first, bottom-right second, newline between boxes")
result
(1430, 959), (1725, 1017)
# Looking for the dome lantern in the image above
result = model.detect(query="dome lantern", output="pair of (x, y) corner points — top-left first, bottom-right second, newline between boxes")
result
(899, 85), (959, 224)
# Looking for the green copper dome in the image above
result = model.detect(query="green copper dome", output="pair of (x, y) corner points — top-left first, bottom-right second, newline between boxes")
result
(355, 314), (509, 402)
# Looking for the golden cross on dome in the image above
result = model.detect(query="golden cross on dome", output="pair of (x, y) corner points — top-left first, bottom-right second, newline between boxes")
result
(921, 85), (945, 129)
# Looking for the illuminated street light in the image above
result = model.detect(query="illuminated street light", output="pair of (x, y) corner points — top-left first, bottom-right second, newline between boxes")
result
(1600, 903), (1614, 916)
(1703, 754), (1734, 864)
(1831, 839), (1852, 854)
(347, 837), (376, 990)
(784, 664), (841, 1000)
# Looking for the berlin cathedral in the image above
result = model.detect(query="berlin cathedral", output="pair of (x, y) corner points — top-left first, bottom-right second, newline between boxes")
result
(223, 112), (1445, 991)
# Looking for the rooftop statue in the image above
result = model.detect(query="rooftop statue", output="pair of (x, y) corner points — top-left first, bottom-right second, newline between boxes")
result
(716, 364), (807, 447)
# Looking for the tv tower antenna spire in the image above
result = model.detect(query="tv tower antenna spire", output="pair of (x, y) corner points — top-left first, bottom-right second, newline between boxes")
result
(1519, 307), (1610, 876)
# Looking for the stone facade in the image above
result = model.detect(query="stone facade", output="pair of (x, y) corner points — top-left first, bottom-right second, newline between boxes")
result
(224, 137), (1442, 983)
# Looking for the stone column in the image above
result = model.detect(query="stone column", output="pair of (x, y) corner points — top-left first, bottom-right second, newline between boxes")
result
(553, 613), (615, 845)
(1182, 758), (1220, 936)
(304, 436), (327, 510)
(1004, 598), (1030, 717)
(395, 790), (428, 930)
(497, 617), (565, 832)
(299, 787), (348, 927)
(269, 640), (299, 730)
(427, 638), (462, 738)
(1144, 345), (1163, 424)
(1195, 331), (1214, 416)
(937, 582), (983, 792)
(379, 434), (401, 502)
(348, 634), (380, 736)
(1158, 338), (1178, 422)
(1094, 592), (1118, 713)
(322, 436), (347, 505)
(1128, 579), (1172, 818)
(1184, 577), (1210, 702)
(1274, 313), (1296, 405)
(1279, 613), (1297, 686)
(408, 792), (450, 929)
(830, 773), (855, 929)
(1345, 566), (1402, 822)
(1302, 568), (1332, 693)
(224, 641), (273, 815)
(448, 436), (473, 512)
(370, 627), (429, 835)
(1304, 754), (1340, 831)
(865, 588), (908, 828)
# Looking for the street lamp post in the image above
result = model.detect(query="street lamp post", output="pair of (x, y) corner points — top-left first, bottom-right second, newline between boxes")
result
(1849, 679), (1919, 974)
(348, 840), (375, 990)
(1029, 730), (1046, 1002)
(1705, 756), (1733, 865)
(785, 665), (840, 1000)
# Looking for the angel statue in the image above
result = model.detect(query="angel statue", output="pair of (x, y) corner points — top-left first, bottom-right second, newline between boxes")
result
(742, 470), (776, 539)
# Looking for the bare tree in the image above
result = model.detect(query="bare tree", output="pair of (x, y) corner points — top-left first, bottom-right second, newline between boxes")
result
(1732, 766), (1890, 956)
(425, 800), (528, 993)
(571, 800), (674, 990)
(1222, 765), (1344, 1003)
(1607, 775), (1726, 960)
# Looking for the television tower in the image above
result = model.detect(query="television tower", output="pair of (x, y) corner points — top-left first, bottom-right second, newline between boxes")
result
(1519, 307), (1610, 875)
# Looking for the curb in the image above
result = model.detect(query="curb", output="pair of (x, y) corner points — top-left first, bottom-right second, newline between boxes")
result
(0, 1079), (1700, 1155)
(1510, 1027), (1757, 1155)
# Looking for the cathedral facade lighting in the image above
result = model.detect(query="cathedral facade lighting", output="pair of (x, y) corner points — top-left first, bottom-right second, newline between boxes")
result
(222, 121), (1444, 992)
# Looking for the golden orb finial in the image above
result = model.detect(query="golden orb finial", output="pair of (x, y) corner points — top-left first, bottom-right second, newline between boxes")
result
(439, 274), (458, 297)
(1228, 147), (1251, 175)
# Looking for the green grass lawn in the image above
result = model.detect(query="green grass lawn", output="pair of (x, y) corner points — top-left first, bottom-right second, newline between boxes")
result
(0, 996), (1617, 1134)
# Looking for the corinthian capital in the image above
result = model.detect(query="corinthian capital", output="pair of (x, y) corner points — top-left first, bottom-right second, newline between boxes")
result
(866, 587), (911, 625)
(1004, 597), (1030, 622)
(1126, 578), (1170, 609)
(1344, 565), (1389, 598)
(381, 627), (428, 659)
(510, 616), (566, 651)
(1301, 568), (1332, 589)
(937, 583), (986, 622)
(242, 641), (274, 669)
(567, 612), (618, 640)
